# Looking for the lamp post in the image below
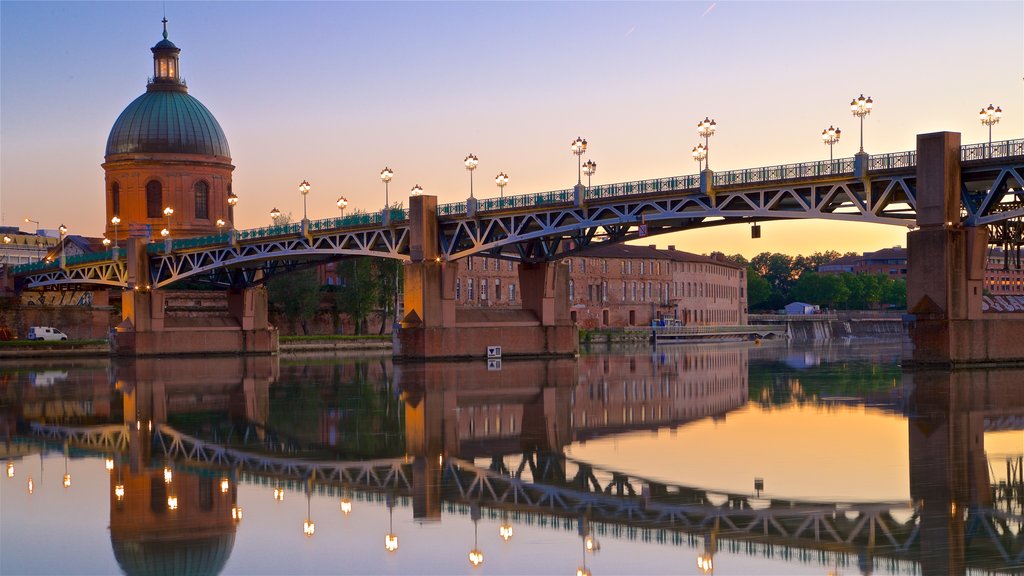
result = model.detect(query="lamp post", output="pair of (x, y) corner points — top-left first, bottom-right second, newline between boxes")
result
(216, 219), (226, 233)
(336, 196), (348, 218)
(380, 167), (394, 209)
(2, 236), (11, 268)
(692, 144), (707, 172)
(411, 184), (423, 197)
(495, 172), (509, 199)
(111, 216), (121, 250)
(227, 191), (238, 228)
(303, 479), (315, 537)
(464, 154), (479, 198)
(850, 94), (873, 153)
(468, 503), (484, 568)
(298, 180), (311, 221)
(571, 137), (587, 185)
(24, 217), (40, 233)
(385, 493), (399, 552)
(58, 224), (68, 269)
(821, 126), (841, 162)
(979, 104), (1002, 158)
(102, 238), (111, 250)
(270, 207), (282, 224)
(499, 514), (513, 542)
(163, 206), (174, 238)
(697, 117), (717, 169)
(582, 159), (597, 189)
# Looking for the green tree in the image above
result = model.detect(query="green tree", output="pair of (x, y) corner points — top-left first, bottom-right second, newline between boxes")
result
(746, 267), (772, 310)
(335, 257), (377, 334)
(268, 268), (322, 334)
(373, 257), (403, 334)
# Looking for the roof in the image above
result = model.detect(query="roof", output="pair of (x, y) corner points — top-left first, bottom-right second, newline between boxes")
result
(106, 89), (231, 158)
(576, 243), (744, 270)
(863, 247), (907, 260)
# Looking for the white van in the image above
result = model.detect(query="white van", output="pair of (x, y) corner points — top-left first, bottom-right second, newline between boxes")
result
(27, 326), (68, 341)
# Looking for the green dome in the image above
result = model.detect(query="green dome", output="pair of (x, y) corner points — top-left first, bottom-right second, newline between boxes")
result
(111, 533), (236, 576)
(106, 90), (231, 158)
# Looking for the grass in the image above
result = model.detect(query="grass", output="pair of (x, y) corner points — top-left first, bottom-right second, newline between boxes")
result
(280, 334), (391, 343)
(0, 339), (108, 347)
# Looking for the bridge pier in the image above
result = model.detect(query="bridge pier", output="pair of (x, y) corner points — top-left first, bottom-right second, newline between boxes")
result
(111, 239), (278, 356)
(908, 132), (1024, 365)
(395, 195), (578, 360)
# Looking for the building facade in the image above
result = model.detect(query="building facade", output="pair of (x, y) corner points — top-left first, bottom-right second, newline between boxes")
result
(103, 21), (235, 242)
(447, 244), (748, 328)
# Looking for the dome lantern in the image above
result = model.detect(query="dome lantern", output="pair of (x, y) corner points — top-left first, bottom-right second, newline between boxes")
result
(150, 17), (183, 89)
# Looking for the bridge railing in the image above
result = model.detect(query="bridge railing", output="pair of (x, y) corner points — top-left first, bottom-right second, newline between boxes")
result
(962, 139), (1024, 161)
(714, 158), (856, 186)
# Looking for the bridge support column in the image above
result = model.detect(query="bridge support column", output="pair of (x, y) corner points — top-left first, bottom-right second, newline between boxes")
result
(111, 240), (278, 356)
(908, 132), (1024, 364)
(395, 195), (578, 359)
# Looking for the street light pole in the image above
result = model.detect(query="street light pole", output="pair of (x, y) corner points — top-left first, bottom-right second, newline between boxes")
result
(162, 206), (174, 240)
(464, 154), (479, 198)
(979, 104), (1002, 158)
(821, 126), (841, 162)
(58, 224), (67, 269)
(571, 137), (587, 185)
(111, 216), (121, 251)
(270, 207), (281, 224)
(697, 117), (716, 170)
(495, 172), (509, 199)
(298, 180), (311, 221)
(380, 167), (393, 209)
(582, 159), (597, 189)
(411, 185), (423, 197)
(336, 196), (348, 219)
(850, 94), (873, 153)
(692, 144), (707, 172)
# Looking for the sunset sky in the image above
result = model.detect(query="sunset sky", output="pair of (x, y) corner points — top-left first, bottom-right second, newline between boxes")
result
(2, 1), (1021, 258)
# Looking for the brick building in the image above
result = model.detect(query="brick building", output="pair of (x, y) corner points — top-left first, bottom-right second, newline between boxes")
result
(819, 246), (1024, 295)
(450, 243), (747, 328)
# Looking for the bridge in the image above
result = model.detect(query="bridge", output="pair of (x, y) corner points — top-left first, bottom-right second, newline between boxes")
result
(8, 134), (1024, 361)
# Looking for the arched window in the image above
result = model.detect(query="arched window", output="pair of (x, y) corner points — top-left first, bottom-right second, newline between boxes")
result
(194, 181), (210, 220)
(111, 182), (121, 217)
(146, 180), (162, 218)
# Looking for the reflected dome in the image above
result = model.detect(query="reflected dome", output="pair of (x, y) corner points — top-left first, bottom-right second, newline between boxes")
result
(111, 533), (235, 576)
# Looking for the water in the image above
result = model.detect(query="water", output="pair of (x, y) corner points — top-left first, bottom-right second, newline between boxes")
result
(1, 341), (1022, 575)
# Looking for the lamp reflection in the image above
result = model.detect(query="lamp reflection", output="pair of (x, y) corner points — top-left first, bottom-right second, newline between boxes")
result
(340, 491), (352, 515)
(499, 513), (513, 542)
(385, 493), (398, 552)
(468, 503), (484, 568)
(27, 476), (34, 494)
(6, 461), (13, 478)
(303, 478), (315, 537)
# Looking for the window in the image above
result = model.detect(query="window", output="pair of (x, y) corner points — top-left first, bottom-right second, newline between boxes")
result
(194, 181), (210, 220)
(603, 259), (608, 273)
(601, 281), (608, 302)
(111, 182), (121, 217)
(468, 278), (475, 300)
(508, 260), (513, 271)
(588, 284), (594, 301)
(509, 283), (516, 301)
(640, 261), (645, 275)
(146, 180), (162, 218)
(569, 279), (575, 301)
(481, 279), (488, 300)
(568, 259), (573, 273)
(495, 279), (501, 300)
(483, 258), (488, 271)
(456, 278), (461, 300)
(467, 257), (474, 271)
(621, 281), (626, 302)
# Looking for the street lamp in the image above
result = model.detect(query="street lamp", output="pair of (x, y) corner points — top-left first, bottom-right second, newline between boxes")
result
(102, 238), (111, 249)
(692, 144), (707, 172)
(571, 137), (587, 185)
(24, 217), (40, 233)
(298, 180), (311, 221)
(411, 184), (423, 197)
(58, 224), (68, 269)
(979, 104), (1002, 158)
(270, 207), (282, 224)
(464, 154), (479, 198)
(111, 216), (121, 250)
(385, 493), (399, 552)
(821, 126), (841, 162)
(468, 503), (484, 568)
(216, 219), (226, 232)
(380, 167), (394, 209)
(163, 206), (174, 238)
(582, 159), (597, 189)
(336, 196), (348, 218)
(495, 172), (509, 199)
(303, 480), (315, 537)
(697, 117), (717, 169)
(850, 94), (873, 153)
(499, 515), (513, 542)
(2, 236), (11, 268)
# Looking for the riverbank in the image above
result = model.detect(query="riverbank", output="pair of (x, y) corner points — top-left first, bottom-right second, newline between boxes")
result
(0, 335), (393, 359)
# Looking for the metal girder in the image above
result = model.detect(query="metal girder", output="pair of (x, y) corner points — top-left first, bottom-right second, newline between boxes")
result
(962, 165), (1024, 227)
(438, 176), (918, 262)
(150, 226), (410, 288)
(19, 260), (127, 289)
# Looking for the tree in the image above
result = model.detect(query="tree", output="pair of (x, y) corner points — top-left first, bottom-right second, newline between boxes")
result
(746, 267), (772, 310)
(373, 257), (403, 334)
(268, 268), (322, 334)
(334, 257), (377, 334)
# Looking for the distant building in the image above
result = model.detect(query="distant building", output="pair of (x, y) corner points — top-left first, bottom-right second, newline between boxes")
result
(820, 245), (1023, 295)
(0, 227), (58, 268)
(784, 302), (819, 315)
(453, 244), (747, 328)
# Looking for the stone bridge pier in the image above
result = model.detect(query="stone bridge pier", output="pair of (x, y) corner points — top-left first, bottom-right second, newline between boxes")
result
(111, 239), (278, 356)
(395, 194), (578, 360)
(908, 132), (1024, 365)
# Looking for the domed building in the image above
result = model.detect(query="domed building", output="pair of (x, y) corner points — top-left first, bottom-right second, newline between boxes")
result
(103, 20), (236, 241)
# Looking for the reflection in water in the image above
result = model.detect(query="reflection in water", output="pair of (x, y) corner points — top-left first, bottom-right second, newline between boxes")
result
(0, 346), (1022, 574)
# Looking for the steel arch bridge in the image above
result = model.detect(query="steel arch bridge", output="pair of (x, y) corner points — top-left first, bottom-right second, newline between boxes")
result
(12, 139), (1023, 290)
